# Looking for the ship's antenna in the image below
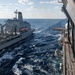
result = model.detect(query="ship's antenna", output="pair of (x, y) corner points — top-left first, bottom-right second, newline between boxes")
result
(14, 9), (18, 19)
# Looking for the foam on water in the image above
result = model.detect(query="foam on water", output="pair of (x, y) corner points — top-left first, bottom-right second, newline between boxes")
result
(0, 52), (13, 62)
(24, 64), (33, 71)
(12, 64), (22, 75)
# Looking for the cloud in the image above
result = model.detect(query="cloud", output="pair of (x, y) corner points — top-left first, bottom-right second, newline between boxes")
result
(26, 6), (38, 11)
(40, 0), (61, 4)
(0, 4), (8, 8)
(27, 2), (34, 5)
(26, 6), (52, 12)
(18, 0), (28, 4)
(26, 6), (34, 11)
(18, 0), (34, 5)
(40, 2), (50, 4)
(50, 0), (59, 4)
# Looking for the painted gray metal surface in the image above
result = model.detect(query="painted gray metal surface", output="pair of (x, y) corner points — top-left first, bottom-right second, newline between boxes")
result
(0, 29), (34, 50)
(63, 0), (75, 25)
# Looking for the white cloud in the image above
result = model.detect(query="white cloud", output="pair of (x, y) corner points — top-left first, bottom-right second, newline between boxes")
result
(26, 6), (34, 11)
(40, 2), (50, 4)
(18, 0), (34, 5)
(40, 0), (61, 4)
(27, 1), (34, 5)
(50, 0), (59, 4)
(26, 6), (52, 12)
(18, 0), (28, 4)
(26, 6), (38, 11)
(0, 4), (8, 8)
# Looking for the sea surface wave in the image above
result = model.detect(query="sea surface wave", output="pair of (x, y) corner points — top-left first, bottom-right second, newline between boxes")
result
(0, 19), (66, 75)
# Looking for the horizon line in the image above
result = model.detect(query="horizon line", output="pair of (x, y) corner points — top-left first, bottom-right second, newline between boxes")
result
(0, 18), (66, 19)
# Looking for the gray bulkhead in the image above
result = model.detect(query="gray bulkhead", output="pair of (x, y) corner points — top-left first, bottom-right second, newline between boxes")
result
(5, 12), (31, 35)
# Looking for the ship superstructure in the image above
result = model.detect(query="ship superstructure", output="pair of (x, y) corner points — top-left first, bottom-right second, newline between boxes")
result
(0, 10), (34, 50)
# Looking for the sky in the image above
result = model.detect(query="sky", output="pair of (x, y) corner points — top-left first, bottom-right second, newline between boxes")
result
(0, 0), (66, 19)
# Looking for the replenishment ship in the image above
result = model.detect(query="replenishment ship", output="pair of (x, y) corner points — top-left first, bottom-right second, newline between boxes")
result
(0, 10), (35, 50)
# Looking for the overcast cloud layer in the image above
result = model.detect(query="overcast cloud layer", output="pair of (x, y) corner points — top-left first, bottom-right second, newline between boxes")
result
(0, 0), (65, 19)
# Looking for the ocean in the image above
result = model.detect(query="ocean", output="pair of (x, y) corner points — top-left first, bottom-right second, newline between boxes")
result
(0, 19), (66, 75)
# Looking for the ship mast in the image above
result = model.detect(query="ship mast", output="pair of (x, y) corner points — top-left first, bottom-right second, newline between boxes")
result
(14, 10), (18, 19)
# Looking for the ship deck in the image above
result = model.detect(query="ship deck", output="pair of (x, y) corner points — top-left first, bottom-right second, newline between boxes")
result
(63, 35), (75, 75)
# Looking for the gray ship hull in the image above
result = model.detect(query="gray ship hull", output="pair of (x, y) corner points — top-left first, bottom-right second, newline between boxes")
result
(62, 0), (75, 25)
(0, 29), (34, 50)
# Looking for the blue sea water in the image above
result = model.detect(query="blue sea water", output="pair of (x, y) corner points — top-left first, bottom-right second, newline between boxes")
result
(0, 19), (66, 75)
